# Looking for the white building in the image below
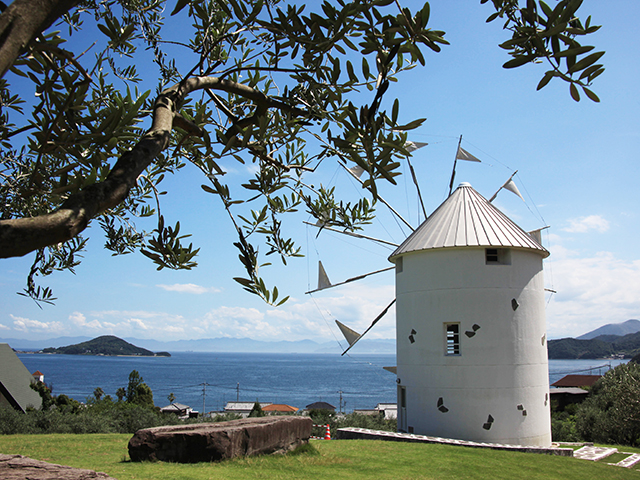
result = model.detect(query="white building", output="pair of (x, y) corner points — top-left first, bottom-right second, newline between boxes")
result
(389, 183), (551, 446)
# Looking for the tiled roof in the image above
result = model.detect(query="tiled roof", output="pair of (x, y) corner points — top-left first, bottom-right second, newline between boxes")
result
(551, 374), (601, 388)
(262, 404), (299, 412)
(389, 183), (549, 260)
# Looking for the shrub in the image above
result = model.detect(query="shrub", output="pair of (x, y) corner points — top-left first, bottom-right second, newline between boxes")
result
(574, 362), (640, 446)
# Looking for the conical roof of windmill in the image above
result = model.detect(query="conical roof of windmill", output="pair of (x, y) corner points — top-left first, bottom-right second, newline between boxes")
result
(389, 182), (549, 261)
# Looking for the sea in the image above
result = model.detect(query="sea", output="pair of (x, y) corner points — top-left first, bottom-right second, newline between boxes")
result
(16, 352), (629, 414)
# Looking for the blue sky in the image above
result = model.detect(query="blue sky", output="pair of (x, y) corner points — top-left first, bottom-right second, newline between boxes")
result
(1, 1), (639, 346)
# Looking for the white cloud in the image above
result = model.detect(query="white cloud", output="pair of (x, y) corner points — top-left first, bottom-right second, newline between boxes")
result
(11, 314), (64, 333)
(156, 283), (221, 294)
(545, 248), (640, 339)
(0, 323), (10, 330)
(562, 215), (610, 233)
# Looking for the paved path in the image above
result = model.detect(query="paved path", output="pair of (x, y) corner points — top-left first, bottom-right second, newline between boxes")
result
(573, 445), (617, 461)
(609, 453), (640, 468)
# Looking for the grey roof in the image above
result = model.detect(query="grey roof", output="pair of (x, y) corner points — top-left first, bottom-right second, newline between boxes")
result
(389, 183), (549, 260)
(160, 402), (190, 412)
(306, 401), (336, 410)
(0, 343), (43, 412)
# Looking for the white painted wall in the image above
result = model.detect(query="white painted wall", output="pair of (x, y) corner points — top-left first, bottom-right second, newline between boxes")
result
(395, 247), (551, 446)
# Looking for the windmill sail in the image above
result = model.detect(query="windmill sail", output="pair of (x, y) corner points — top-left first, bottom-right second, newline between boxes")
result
(317, 261), (332, 291)
(488, 171), (524, 203)
(336, 320), (362, 346)
(341, 298), (396, 356)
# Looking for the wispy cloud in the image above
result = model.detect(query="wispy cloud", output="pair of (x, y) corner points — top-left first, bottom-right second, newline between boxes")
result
(562, 215), (610, 233)
(156, 283), (221, 294)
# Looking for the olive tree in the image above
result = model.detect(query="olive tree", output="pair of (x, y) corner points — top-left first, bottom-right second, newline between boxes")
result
(0, 0), (604, 305)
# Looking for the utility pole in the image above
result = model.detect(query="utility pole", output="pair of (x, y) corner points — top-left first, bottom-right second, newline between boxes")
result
(236, 382), (240, 402)
(338, 390), (344, 413)
(201, 382), (210, 418)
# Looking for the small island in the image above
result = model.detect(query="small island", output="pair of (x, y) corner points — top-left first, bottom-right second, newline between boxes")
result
(42, 335), (171, 357)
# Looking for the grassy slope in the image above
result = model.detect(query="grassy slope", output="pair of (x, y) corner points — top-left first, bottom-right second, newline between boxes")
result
(1, 434), (640, 480)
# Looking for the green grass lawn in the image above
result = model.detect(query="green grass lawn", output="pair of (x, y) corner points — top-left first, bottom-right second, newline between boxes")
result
(2, 434), (640, 480)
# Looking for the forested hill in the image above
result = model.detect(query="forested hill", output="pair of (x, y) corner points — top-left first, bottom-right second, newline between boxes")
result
(42, 335), (170, 357)
(548, 331), (640, 359)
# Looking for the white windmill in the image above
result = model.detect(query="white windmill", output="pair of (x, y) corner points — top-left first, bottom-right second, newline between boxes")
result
(308, 139), (552, 446)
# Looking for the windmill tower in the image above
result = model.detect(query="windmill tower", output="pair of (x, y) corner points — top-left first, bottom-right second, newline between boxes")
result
(389, 182), (551, 446)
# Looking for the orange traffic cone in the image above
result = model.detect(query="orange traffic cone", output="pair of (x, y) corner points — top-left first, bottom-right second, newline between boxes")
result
(324, 424), (331, 440)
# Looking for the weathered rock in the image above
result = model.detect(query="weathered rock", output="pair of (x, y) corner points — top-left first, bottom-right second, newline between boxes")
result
(128, 416), (312, 463)
(0, 454), (117, 480)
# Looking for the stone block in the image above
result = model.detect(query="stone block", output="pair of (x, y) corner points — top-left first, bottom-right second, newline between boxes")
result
(128, 416), (312, 463)
(0, 454), (116, 480)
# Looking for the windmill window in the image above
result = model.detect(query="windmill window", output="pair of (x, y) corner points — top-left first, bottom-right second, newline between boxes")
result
(396, 257), (403, 274)
(445, 323), (460, 355)
(486, 248), (511, 265)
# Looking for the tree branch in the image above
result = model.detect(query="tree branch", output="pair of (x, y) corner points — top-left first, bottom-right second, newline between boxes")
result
(0, 76), (311, 258)
(0, 0), (81, 78)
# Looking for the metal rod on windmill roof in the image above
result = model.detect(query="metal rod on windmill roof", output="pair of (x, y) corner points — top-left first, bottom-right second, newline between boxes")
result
(449, 136), (482, 196)
(305, 265), (395, 294)
(448, 135), (463, 196)
(407, 157), (428, 221)
(341, 298), (396, 356)
(340, 162), (414, 232)
(302, 222), (399, 247)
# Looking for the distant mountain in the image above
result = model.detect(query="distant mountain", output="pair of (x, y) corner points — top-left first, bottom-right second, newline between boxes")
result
(1, 336), (93, 350)
(548, 331), (640, 359)
(577, 319), (640, 340)
(41, 335), (170, 357)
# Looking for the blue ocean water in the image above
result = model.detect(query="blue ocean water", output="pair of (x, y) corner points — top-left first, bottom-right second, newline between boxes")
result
(16, 352), (628, 413)
(17, 352), (397, 413)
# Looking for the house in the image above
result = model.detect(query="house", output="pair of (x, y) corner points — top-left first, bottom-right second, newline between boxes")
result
(224, 401), (273, 417)
(262, 404), (299, 414)
(32, 371), (44, 383)
(353, 403), (397, 419)
(0, 343), (43, 412)
(305, 401), (336, 411)
(160, 402), (195, 418)
(551, 374), (601, 388)
(376, 403), (397, 420)
(549, 387), (590, 411)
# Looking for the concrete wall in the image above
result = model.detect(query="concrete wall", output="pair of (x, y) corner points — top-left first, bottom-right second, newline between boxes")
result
(395, 247), (551, 446)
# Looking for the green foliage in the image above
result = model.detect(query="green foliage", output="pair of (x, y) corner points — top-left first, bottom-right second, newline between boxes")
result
(334, 411), (396, 433)
(248, 401), (265, 417)
(574, 362), (640, 446)
(0, 0), (605, 306)
(125, 370), (154, 408)
(550, 402), (580, 443)
(483, 0), (605, 102)
(548, 332), (640, 359)
(30, 380), (54, 410)
(547, 337), (615, 359)
(307, 408), (335, 426)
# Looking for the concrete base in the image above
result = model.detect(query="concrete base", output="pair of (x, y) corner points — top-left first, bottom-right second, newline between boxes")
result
(335, 428), (573, 456)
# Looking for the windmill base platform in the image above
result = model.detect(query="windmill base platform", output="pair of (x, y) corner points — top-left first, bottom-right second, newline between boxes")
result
(334, 428), (573, 456)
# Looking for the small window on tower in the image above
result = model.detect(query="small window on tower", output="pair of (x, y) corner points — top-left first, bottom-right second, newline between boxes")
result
(485, 248), (511, 265)
(445, 323), (460, 355)
(396, 257), (403, 274)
